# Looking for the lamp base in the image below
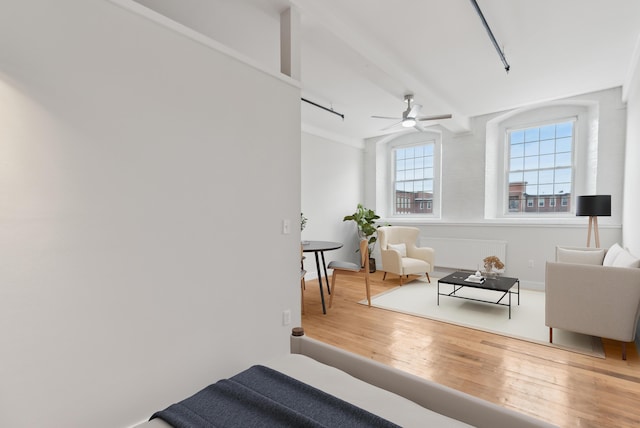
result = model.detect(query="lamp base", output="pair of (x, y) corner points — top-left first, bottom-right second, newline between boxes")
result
(586, 216), (600, 248)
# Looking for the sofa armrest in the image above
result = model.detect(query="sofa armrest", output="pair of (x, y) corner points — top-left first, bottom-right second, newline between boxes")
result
(545, 261), (640, 342)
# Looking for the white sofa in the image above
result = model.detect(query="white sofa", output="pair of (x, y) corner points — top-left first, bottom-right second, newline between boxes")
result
(545, 244), (640, 359)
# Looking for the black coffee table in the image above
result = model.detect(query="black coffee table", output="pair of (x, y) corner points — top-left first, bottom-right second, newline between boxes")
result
(437, 271), (520, 318)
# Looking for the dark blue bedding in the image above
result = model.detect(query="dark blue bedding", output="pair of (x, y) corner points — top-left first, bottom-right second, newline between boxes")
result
(151, 364), (400, 427)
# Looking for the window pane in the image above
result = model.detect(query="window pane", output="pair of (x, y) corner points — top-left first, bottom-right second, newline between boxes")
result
(524, 142), (539, 156)
(539, 139), (555, 155)
(424, 179), (433, 192)
(539, 154), (555, 168)
(405, 147), (415, 158)
(511, 130), (525, 144)
(524, 156), (539, 170)
(424, 156), (433, 167)
(555, 167), (571, 182)
(524, 170), (538, 184)
(539, 169), (554, 184)
(538, 184), (553, 195)
(510, 157), (524, 171)
(511, 143), (524, 158)
(556, 137), (572, 152)
(540, 125), (555, 140)
(406, 158), (414, 170)
(524, 128), (539, 142)
(556, 122), (573, 138)
(555, 182), (571, 194)
(509, 171), (523, 183)
(556, 152), (572, 167)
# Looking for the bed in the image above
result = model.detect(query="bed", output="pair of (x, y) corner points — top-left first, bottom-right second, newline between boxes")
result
(138, 328), (556, 428)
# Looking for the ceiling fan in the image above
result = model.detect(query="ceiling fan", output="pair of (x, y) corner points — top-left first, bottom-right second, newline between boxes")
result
(372, 94), (452, 131)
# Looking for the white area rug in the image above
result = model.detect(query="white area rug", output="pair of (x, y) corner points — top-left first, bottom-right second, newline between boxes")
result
(360, 278), (605, 358)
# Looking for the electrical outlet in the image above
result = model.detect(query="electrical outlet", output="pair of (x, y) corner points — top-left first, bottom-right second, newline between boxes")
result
(528, 259), (534, 268)
(282, 309), (291, 326)
(282, 219), (290, 234)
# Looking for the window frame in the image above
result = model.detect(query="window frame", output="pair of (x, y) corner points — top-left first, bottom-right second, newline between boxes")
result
(505, 118), (576, 217)
(484, 101), (597, 221)
(386, 132), (442, 219)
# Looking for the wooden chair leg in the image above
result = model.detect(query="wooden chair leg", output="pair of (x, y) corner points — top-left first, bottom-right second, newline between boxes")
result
(301, 278), (305, 315)
(329, 272), (338, 308)
(549, 327), (553, 343)
(426, 272), (431, 283)
(365, 275), (371, 307)
(382, 272), (387, 280)
(622, 342), (627, 360)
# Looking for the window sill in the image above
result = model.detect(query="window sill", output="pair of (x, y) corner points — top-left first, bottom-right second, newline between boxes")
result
(380, 216), (621, 229)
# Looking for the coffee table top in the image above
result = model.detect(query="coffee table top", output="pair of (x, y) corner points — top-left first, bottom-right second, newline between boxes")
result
(438, 271), (519, 292)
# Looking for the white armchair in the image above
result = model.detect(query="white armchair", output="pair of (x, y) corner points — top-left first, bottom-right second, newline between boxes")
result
(545, 245), (640, 359)
(377, 226), (434, 285)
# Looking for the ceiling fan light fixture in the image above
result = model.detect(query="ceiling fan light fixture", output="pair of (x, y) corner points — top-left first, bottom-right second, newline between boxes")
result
(402, 117), (416, 127)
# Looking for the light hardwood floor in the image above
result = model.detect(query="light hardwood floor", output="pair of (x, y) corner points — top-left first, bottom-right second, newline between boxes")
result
(301, 270), (640, 428)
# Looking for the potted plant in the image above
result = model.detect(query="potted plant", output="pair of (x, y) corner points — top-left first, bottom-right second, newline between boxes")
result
(343, 204), (380, 272)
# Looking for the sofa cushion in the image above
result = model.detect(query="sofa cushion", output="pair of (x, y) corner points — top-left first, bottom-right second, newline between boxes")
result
(612, 248), (640, 268)
(388, 243), (407, 257)
(603, 243), (624, 266)
(556, 247), (605, 265)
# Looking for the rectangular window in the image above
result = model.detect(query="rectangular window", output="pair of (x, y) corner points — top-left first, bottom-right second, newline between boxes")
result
(393, 143), (435, 215)
(507, 121), (574, 214)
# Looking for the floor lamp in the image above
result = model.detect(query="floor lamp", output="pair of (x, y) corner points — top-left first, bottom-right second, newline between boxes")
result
(576, 195), (611, 248)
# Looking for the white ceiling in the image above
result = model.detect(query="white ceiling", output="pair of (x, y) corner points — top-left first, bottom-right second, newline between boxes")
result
(134, 0), (640, 143)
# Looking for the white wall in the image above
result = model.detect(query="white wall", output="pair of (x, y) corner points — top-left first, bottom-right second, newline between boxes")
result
(133, 0), (282, 73)
(301, 132), (364, 272)
(623, 55), (640, 256)
(363, 88), (626, 289)
(0, 1), (300, 427)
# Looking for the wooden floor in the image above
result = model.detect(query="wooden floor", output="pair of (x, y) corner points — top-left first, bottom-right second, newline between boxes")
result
(301, 270), (640, 428)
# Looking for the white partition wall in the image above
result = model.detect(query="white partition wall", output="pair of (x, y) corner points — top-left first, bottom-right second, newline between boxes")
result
(0, 1), (300, 427)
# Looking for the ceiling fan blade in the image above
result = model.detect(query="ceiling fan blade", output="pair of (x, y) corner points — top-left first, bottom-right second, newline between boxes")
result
(371, 115), (401, 120)
(418, 114), (453, 121)
(381, 120), (402, 130)
(413, 121), (427, 132)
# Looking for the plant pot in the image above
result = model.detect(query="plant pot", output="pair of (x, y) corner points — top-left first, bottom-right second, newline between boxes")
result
(369, 258), (376, 273)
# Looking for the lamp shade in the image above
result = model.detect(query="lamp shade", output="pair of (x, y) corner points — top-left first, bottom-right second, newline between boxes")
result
(576, 195), (611, 216)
